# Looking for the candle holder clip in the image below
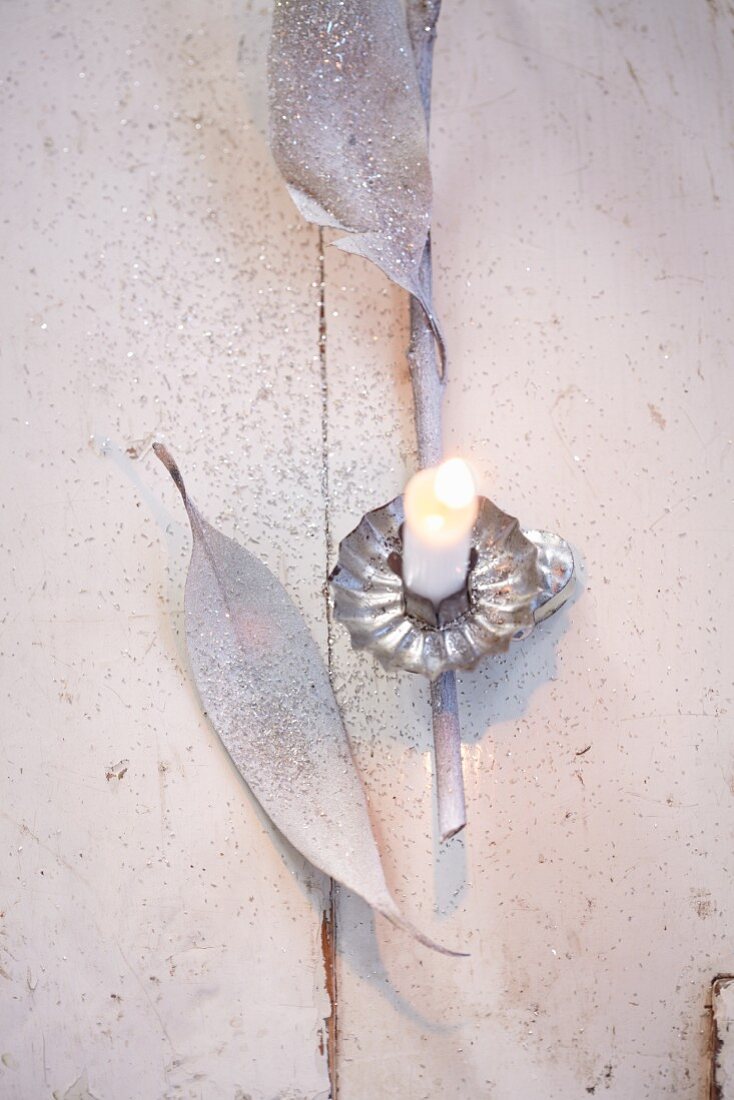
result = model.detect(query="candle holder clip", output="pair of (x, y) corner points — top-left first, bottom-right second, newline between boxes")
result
(329, 495), (574, 681)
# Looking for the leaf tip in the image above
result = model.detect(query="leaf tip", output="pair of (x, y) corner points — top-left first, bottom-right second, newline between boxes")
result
(413, 931), (470, 959)
(380, 903), (469, 958)
(153, 441), (187, 503)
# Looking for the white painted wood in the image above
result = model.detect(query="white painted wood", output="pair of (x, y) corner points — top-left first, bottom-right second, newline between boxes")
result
(0, 2), (331, 1098)
(326, 1), (734, 1096)
(3, 0), (734, 1097)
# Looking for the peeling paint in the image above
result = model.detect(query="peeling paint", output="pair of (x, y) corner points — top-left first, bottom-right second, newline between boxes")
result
(692, 888), (715, 920)
(711, 977), (734, 1100)
(648, 402), (667, 430)
(105, 759), (129, 781)
(52, 1070), (100, 1100)
(320, 896), (338, 1098)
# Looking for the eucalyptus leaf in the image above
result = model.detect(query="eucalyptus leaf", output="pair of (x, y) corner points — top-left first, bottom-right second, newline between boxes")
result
(154, 444), (463, 956)
(268, 0), (441, 346)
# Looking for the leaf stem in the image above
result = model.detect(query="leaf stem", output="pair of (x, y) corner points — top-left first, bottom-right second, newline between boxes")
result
(430, 672), (466, 841)
(406, 0), (466, 843)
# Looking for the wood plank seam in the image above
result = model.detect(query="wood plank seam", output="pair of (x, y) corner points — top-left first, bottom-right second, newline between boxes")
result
(318, 224), (340, 1099)
(710, 975), (734, 1100)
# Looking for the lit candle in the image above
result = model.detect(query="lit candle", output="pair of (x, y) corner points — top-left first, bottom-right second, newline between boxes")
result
(402, 458), (479, 607)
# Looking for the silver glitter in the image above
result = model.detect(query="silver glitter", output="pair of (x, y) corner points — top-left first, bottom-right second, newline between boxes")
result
(268, 0), (437, 324)
(154, 445), (462, 956)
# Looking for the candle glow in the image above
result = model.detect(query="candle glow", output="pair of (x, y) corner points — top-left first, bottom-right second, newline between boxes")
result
(402, 458), (478, 606)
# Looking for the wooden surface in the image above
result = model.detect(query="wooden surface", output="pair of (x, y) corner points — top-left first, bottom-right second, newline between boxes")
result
(2, 1), (733, 1098)
(1, 2), (331, 1097)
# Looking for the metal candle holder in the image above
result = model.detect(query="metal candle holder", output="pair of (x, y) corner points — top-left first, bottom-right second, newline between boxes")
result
(330, 493), (575, 837)
(330, 494), (574, 677)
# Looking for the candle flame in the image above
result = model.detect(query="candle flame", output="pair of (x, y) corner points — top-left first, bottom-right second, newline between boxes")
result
(403, 459), (478, 549)
(434, 458), (476, 510)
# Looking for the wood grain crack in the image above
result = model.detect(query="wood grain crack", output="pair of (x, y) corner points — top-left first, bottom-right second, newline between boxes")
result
(317, 224), (339, 1099)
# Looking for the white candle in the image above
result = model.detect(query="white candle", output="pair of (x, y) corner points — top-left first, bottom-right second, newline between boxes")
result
(402, 458), (479, 606)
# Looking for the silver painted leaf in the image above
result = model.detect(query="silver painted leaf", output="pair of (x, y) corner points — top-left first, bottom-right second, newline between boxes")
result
(153, 445), (463, 956)
(268, 0), (440, 339)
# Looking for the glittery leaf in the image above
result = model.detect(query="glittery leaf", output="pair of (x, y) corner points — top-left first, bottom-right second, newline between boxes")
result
(154, 445), (462, 956)
(268, 0), (441, 342)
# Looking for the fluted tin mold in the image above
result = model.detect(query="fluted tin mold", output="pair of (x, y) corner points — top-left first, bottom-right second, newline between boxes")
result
(329, 495), (575, 680)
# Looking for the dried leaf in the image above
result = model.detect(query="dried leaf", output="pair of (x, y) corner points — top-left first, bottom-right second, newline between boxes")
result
(268, 0), (441, 342)
(154, 444), (463, 956)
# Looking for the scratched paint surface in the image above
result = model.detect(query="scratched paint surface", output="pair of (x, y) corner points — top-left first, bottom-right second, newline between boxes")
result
(714, 979), (734, 1098)
(324, 1), (734, 1097)
(2, 1), (734, 1099)
(0, 1), (331, 1098)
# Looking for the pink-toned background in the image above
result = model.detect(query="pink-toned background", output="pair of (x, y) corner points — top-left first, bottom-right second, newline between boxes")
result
(2, 1), (733, 1096)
